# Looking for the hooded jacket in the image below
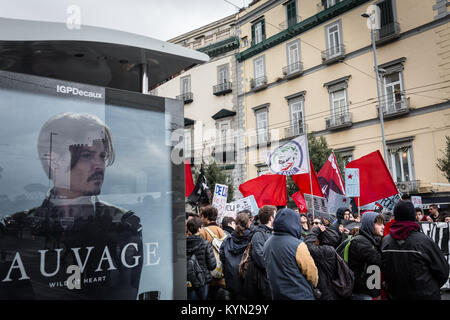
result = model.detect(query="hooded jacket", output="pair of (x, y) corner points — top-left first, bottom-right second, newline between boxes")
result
(347, 211), (382, 297)
(186, 235), (217, 284)
(219, 228), (253, 297)
(381, 221), (449, 299)
(263, 208), (318, 300)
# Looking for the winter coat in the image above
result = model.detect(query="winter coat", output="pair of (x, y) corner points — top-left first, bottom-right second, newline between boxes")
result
(305, 229), (339, 300)
(219, 228), (253, 297)
(186, 235), (217, 284)
(242, 224), (273, 300)
(347, 212), (382, 297)
(381, 221), (449, 300)
(263, 208), (318, 300)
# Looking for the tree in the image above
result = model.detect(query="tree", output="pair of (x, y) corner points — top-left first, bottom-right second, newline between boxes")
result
(192, 162), (235, 203)
(437, 136), (450, 182)
(287, 133), (344, 208)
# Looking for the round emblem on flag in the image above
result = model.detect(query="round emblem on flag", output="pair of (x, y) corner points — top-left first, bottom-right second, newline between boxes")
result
(269, 140), (303, 175)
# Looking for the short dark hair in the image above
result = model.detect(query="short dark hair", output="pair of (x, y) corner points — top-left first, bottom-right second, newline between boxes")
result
(186, 211), (199, 220)
(235, 212), (250, 236)
(430, 204), (438, 210)
(200, 205), (218, 222)
(187, 216), (202, 234)
(238, 209), (253, 218)
(221, 216), (235, 229)
(374, 214), (385, 225)
(415, 207), (423, 214)
(258, 205), (276, 225)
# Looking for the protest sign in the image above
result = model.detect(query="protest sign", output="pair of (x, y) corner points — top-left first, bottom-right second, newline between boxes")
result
(304, 194), (332, 220)
(268, 135), (309, 175)
(212, 183), (228, 219)
(411, 196), (422, 208)
(360, 193), (403, 212)
(345, 168), (360, 197)
(234, 195), (259, 217)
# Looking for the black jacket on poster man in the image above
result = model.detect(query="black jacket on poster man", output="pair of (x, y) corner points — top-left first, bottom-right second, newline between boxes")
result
(186, 235), (216, 285)
(219, 228), (254, 298)
(242, 224), (273, 300)
(347, 212), (382, 298)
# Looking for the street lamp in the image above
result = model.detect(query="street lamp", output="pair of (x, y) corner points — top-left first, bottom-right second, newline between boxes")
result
(362, 12), (388, 163)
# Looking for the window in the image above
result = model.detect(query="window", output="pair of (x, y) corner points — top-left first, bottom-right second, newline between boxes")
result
(286, 40), (301, 73)
(326, 22), (342, 57)
(379, 57), (407, 113)
(218, 65), (229, 84)
(377, 0), (397, 38)
(184, 129), (193, 159)
(289, 97), (304, 136)
(256, 110), (268, 144)
(257, 165), (269, 176)
(217, 121), (231, 146)
(253, 56), (265, 86)
(286, 1), (297, 27)
(388, 146), (413, 182)
(251, 19), (265, 45)
(331, 89), (347, 117)
(180, 76), (190, 94)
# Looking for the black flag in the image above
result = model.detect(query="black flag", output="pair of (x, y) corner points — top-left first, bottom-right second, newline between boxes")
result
(187, 165), (211, 206)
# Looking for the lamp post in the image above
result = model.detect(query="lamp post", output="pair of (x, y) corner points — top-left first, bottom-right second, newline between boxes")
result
(362, 12), (388, 163)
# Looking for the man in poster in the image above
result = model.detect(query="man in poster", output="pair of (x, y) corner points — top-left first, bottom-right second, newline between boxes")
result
(0, 113), (143, 299)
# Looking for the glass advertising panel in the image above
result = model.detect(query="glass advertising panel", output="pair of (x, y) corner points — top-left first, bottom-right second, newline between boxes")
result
(0, 70), (185, 300)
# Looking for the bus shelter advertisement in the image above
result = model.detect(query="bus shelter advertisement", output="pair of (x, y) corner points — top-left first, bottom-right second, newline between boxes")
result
(0, 70), (185, 300)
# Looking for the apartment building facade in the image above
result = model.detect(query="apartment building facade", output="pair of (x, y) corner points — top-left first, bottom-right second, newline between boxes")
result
(234, 0), (450, 205)
(156, 14), (246, 197)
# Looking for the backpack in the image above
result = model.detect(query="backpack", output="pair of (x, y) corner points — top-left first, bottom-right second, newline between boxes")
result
(238, 230), (268, 280)
(204, 227), (226, 279)
(186, 253), (206, 288)
(331, 252), (355, 299)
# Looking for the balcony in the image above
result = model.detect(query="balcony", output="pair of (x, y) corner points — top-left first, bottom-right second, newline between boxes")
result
(376, 22), (401, 45)
(396, 180), (419, 194)
(325, 112), (352, 130)
(249, 131), (271, 147)
(176, 92), (193, 104)
(279, 16), (302, 30)
(282, 61), (304, 80)
(283, 124), (305, 139)
(321, 44), (346, 64)
(377, 97), (410, 119)
(213, 81), (232, 96)
(250, 76), (268, 92)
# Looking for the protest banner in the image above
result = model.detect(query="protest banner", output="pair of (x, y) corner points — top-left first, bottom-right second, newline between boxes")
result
(304, 194), (332, 221)
(234, 195), (259, 217)
(360, 193), (403, 212)
(268, 135), (309, 175)
(419, 222), (450, 289)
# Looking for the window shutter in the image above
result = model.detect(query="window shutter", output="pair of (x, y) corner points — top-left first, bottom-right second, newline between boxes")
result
(261, 20), (266, 41)
(378, 0), (394, 26)
(251, 24), (255, 45)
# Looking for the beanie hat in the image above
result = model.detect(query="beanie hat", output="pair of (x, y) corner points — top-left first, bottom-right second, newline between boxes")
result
(336, 207), (347, 221)
(394, 200), (416, 221)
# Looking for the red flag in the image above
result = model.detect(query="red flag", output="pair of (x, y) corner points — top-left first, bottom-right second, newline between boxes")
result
(292, 191), (308, 212)
(185, 160), (195, 197)
(346, 150), (398, 206)
(292, 160), (324, 197)
(317, 152), (345, 198)
(239, 174), (287, 207)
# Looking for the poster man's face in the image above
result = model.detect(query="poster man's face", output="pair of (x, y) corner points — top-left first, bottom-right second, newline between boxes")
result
(69, 144), (106, 198)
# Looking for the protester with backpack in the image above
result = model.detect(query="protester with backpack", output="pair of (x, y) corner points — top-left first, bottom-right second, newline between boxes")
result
(241, 205), (276, 300)
(198, 205), (228, 299)
(186, 217), (216, 300)
(219, 211), (254, 300)
(304, 223), (354, 300)
(347, 211), (385, 300)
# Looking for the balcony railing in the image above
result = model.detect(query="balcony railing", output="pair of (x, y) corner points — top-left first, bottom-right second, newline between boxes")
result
(279, 16), (302, 30)
(213, 81), (232, 96)
(321, 44), (345, 64)
(176, 92), (193, 104)
(325, 112), (352, 130)
(395, 180), (419, 194)
(250, 76), (268, 91)
(283, 124), (305, 139)
(377, 96), (410, 118)
(282, 61), (303, 79)
(376, 22), (401, 44)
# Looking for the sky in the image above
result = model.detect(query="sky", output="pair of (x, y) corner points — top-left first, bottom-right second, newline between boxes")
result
(0, 0), (253, 41)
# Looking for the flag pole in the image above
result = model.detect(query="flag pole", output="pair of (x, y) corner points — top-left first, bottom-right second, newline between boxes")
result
(304, 129), (314, 220)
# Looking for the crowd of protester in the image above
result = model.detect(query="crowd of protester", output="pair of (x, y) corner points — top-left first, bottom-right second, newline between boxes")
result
(185, 201), (450, 300)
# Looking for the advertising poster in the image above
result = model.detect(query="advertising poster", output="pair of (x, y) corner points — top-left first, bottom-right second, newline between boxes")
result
(0, 70), (185, 300)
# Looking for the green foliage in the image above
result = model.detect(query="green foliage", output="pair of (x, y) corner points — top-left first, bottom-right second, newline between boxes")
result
(437, 136), (450, 182)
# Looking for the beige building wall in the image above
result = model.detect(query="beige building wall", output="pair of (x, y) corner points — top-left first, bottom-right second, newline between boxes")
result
(237, 0), (450, 198)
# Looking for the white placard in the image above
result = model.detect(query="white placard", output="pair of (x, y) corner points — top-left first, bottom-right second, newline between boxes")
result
(345, 168), (360, 197)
